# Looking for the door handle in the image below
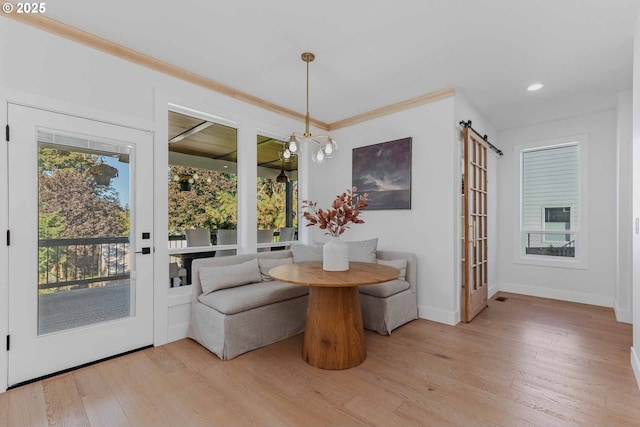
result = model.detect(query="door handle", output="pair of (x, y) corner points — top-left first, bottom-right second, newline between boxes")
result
(135, 247), (151, 254)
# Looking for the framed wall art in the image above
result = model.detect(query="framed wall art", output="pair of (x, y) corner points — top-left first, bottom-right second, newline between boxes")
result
(352, 137), (412, 210)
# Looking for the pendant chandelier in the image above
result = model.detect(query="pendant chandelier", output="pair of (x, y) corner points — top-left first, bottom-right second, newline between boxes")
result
(284, 52), (338, 164)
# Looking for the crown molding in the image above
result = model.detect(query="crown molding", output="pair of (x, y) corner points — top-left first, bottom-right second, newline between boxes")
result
(2, 7), (331, 130)
(328, 87), (455, 131)
(3, 7), (454, 132)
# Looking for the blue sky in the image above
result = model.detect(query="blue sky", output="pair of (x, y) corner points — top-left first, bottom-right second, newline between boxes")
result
(103, 156), (130, 208)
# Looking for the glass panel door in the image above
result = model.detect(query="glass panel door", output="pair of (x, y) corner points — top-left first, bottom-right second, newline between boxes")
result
(462, 128), (489, 322)
(8, 104), (154, 386)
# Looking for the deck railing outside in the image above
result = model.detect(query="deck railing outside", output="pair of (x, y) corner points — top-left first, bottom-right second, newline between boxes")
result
(524, 230), (575, 257)
(168, 229), (297, 249)
(39, 230), (300, 291)
(39, 236), (130, 291)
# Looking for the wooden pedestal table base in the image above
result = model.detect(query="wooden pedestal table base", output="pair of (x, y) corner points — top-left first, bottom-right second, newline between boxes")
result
(269, 261), (400, 370)
(304, 286), (365, 369)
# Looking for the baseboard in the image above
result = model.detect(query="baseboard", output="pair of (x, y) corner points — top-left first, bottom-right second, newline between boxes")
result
(418, 305), (458, 326)
(614, 304), (632, 324)
(632, 347), (640, 390)
(498, 282), (613, 307)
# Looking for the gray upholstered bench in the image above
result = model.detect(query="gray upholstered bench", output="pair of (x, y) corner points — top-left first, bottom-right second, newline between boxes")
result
(188, 248), (417, 360)
(359, 250), (418, 335)
(188, 250), (307, 360)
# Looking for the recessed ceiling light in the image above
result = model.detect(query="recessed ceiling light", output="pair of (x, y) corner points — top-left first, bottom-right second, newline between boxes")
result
(527, 83), (544, 92)
(223, 165), (229, 168)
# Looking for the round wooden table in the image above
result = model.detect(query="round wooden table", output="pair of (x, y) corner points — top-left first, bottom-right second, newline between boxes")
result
(269, 261), (400, 370)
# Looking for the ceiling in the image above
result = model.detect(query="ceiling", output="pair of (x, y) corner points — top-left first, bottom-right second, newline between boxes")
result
(168, 111), (298, 171)
(42, 0), (640, 130)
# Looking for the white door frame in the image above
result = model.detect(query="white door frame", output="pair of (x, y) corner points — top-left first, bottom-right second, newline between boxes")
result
(0, 88), (155, 392)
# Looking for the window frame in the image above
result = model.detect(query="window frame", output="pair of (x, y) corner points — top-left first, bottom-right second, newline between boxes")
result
(514, 135), (589, 269)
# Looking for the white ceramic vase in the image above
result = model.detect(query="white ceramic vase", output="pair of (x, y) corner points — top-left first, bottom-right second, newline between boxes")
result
(323, 235), (349, 271)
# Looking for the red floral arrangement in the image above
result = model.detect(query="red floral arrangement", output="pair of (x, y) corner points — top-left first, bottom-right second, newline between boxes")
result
(302, 187), (369, 236)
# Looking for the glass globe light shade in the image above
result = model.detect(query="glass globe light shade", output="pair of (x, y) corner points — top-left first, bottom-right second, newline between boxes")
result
(288, 135), (302, 154)
(324, 137), (338, 158)
(297, 141), (304, 153)
(188, 178), (194, 184)
(173, 174), (180, 181)
(207, 178), (212, 183)
(312, 147), (326, 163)
(283, 148), (291, 159)
(192, 173), (198, 180)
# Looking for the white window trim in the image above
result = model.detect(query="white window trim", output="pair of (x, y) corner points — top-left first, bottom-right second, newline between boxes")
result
(513, 134), (589, 269)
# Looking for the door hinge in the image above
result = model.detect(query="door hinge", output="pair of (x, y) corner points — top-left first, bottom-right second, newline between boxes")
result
(5, 124), (9, 142)
(6, 230), (10, 246)
(6, 335), (9, 351)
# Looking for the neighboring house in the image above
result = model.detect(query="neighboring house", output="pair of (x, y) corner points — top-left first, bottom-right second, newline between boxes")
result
(522, 144), (578, 256)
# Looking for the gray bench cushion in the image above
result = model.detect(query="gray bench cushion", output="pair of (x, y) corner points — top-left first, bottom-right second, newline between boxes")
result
(199, 258), (262, 294)
(198, 281), (309, 315)
(291, 244), (323, 262)
(346, 238), (378, 262)
(359, 279), (410, 298)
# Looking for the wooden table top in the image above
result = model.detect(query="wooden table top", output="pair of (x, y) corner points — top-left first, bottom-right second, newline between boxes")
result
(269, 261), (400, 288)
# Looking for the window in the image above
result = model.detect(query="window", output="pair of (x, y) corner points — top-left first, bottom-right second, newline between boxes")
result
(256, 135), (298, 251)
(167, 110), (238, 249)
(167, 110), (239, 286)
(516, 136), (587, 268)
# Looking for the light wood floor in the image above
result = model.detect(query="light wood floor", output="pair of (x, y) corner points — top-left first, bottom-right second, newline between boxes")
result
(1, 292), (639, 427)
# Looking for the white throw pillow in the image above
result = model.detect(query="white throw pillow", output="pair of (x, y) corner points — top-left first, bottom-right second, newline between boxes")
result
(377, 258), (407, 281)
(291, 244), (323, 262)
(258, 257), (293, 281)
(346, 238), (378, 263)
(199, 259), (262, 295)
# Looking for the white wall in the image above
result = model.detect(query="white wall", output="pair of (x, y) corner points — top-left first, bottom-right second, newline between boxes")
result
(497, 110), (617, 307)
(454, 92), (499, 304)
(0, 19), (309, 391)
(616, 91), (633, 324)
(309, 97), (458, 324)
(306, 91), (500, 325)
(631, 12), (640, 389)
